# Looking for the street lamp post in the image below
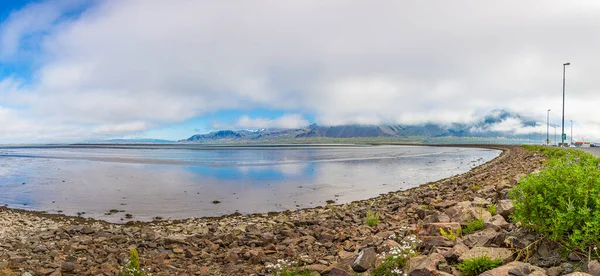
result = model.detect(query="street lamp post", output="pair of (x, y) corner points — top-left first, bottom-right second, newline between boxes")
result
(547, 109), (551, 146)
(562, 62), (570, 147)
(570, 120), (573, 146)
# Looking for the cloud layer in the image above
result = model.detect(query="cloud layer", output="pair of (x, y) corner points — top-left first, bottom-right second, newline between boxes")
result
(2, 0), (600, 142)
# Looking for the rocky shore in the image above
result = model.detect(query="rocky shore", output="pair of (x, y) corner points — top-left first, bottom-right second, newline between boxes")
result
(1, 145), (583, 276)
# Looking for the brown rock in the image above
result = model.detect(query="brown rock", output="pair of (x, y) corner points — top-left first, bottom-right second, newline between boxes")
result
(351, 247), (377, 272)
(442, 243), (469, 262)
(302, 264), (329, 274)
(589, 260), (600, 276)
(409, 253), (446, 276)
(458, 246), (513, 264)
(497, 200), (515, 218)
(463, 228), (499, 247)
(564, 273), (594, 276)
(197, 266), (211, 276)
(479, 261), (545, 276)
(421, 236), (455, 248)
(484, 215), (509, 231)
(60, 261), (76, 272)
(329, 267), (354, 276)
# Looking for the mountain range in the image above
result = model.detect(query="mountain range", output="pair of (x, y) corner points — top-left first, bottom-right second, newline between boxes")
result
(180, 110), (540, 143)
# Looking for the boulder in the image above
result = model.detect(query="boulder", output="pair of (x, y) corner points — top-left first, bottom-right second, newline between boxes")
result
(440, 243), (469, 262)
(351, 247), (376, 272)
(564, 273), (594, 276)
(463, 228), (499, 247)
(472, 197), (491, 207)
(484, 215), (509, 231)
(408, 253), (446, 276)
(588, 260), (600, 276)
(329, 267), (355, 276)
(497, 200), (515, 219)
(479, 261), (545, 276)
(458, 246), (513, 264)
(421, 236), (454, 249)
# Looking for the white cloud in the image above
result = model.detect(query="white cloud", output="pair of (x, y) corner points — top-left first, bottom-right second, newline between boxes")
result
(234, 114), (309, 129)
(3, 0), (600, 141)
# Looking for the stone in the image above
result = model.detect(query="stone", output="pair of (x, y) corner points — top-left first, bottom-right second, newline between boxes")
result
(164, 235), (188, 245)
(472, 197), (491, 207)
(421, 236), (454, 249)
(302, 264), (329, 274)
(408, 253), (446, 276)
(458, 246), (513, 263)
(197, 266), (211, 276)
(562, 262), (575, 274)
(497, 200), (514, 219)
(245, 224), (261, 234)
(483, 215), (509, 231)
(588, 260), (600, 276)
(463, 228), (499, 247)
(422, 222), (461, 236)
(442, 243), (469, 262)
(329, 267), (354, 276)
(60, 262), (76, 272)
(480, 261), (545, 276)
(351, 247), (376, 272)
(547, 266), (563, 276)
(564, 273), (594, 276)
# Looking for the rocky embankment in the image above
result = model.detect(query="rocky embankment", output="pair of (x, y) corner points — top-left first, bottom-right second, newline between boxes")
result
(1, 145), (582, 276)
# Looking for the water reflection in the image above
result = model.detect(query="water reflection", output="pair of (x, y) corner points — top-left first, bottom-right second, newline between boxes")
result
(0, 145), (499, 222)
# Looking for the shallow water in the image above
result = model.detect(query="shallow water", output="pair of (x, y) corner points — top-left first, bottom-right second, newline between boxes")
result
(0, 145), (500, 223)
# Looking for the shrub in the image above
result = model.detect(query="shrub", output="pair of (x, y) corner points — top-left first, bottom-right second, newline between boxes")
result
(440, 228), (461, 241)
(457, 256), (502, 276)
(366, 210), (380, 227)
(487, 204), (497, 216)
(118, 248), (145, 276)
(462, 219), (484, 234)
(511, 146), (600, 251)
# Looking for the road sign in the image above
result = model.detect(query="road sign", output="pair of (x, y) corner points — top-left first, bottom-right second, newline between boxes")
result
(562, 133), (567, 140)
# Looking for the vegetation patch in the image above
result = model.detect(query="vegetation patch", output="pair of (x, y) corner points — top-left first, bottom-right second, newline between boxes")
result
(366, 210), (380, 227)
(462, 218), (484, 234)
(372, 233), (420, 276)
(457, 256), (502, 276)
(487, 204), (497, 216)
(440, 228), (461, 241)
(511, 146), (600, 251)
(118, 248), (146, 276)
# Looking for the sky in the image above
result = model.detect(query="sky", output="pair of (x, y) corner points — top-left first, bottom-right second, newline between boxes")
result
(1, 0), (600, 143)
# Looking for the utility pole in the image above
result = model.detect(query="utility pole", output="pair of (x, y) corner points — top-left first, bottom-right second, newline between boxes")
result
(562, 62), (570, 147)
(547, 109), (551, 145)
(570, 120), (573, 146)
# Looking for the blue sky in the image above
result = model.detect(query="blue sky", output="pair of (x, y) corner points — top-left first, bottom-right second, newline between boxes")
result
(1, 0), (600, 142)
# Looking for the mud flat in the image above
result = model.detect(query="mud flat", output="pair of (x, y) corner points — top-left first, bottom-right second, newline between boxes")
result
(0, 145), (547, 275)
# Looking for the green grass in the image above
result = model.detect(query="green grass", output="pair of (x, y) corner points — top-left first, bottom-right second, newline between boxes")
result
(457, 256), (502, 276)
(462, 219), (485, 234)
(487, 204), (497, 216)
(366, 210), (380, 227)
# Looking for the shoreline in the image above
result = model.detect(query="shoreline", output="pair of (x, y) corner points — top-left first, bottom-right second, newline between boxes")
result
(0, 144), (505, 226)
(0, 145), (545, 275)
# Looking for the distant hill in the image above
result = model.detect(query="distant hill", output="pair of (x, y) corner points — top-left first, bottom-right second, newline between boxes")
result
(181, 110), (540, 143)
(86, 138), (175, 144)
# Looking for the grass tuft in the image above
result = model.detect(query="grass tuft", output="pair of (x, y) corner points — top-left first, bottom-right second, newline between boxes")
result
(366, 210), (380, 227)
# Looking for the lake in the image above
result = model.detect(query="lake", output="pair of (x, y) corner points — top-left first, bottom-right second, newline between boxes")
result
(0, 145), (500, 223)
